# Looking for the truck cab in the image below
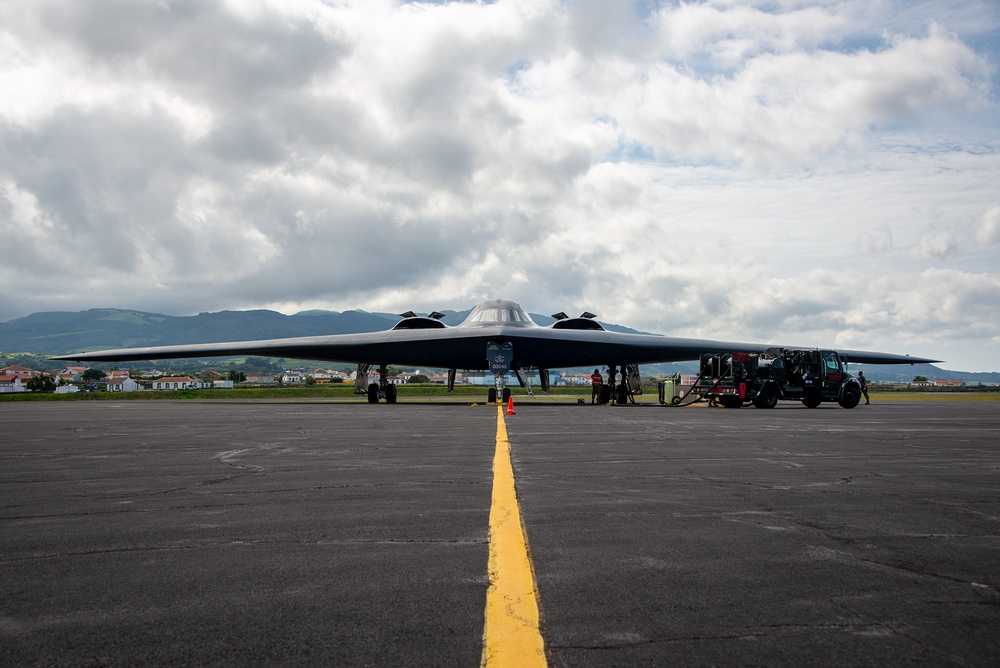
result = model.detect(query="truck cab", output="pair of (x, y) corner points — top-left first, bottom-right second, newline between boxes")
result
(792, 350), (861, 408)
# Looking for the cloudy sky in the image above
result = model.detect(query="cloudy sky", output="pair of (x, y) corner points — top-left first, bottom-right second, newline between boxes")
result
(1, 0), (998, 371)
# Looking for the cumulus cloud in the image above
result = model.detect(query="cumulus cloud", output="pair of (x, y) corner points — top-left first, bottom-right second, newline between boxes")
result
(978, 204), (1000, 244)
(608, 24), (990, 166)
(0, 0), (998, 370)
(858, 225), (894, 254)
(911, 228), (959, 260)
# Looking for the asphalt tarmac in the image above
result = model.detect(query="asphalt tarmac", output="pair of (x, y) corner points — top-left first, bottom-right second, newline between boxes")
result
(1, 400), (998, 666)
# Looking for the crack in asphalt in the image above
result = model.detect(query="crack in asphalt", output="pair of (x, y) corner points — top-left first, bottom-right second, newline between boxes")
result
(547, 621), (917, 649)
(0, 537), (489, 563)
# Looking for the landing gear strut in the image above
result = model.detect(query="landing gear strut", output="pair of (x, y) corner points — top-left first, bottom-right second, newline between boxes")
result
(602, 363), (640, 405)
(487, 341), (514, 404)
(363, 363), (397, 404)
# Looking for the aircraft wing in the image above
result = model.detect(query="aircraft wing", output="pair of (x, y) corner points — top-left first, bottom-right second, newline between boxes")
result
(51, 321), (939, 368)
(51, 328), (487, 367)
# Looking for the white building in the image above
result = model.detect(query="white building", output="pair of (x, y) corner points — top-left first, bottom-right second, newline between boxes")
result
(106, 377), (142, 392)
(57, 367), (87, 383)
(151, 376), (208, 390)
(0, 374), (25, 393)
(311, 369), (347, 383)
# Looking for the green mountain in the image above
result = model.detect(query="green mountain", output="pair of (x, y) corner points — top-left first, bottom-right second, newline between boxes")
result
(0, 308), (394, 354)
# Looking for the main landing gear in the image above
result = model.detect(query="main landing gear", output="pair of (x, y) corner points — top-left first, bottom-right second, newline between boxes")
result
(357, 363), (397, 404)
(600, 363), (641, 405)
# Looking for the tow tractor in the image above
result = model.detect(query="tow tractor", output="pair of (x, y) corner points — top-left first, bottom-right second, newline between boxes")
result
(687, 348), (864, 409)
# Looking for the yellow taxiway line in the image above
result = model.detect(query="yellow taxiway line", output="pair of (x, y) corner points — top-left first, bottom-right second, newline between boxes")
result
(481, 405), (547, 667)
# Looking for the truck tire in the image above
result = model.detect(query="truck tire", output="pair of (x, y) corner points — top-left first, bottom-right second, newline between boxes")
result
(802, 395), (822, 408)
(720, 396), (742, 408)
(753, 386), (778, 409)
(839, 386), (861, 409)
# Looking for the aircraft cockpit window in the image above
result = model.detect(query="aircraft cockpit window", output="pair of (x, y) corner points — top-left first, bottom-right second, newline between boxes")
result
(464, 303), (533, 325)
(468, 308), (528, 323)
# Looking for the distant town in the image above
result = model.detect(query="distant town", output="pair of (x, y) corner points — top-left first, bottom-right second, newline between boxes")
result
(0, 363), (984, 395)
(0, 363), (632, 395)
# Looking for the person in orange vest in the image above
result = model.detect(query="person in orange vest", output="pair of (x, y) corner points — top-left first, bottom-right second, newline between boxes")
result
(591, 368), (603, 404)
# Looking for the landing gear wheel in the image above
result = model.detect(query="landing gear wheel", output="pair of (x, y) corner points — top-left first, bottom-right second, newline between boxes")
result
(599, 384), (612, 405)
(488, 387), (497, 403)
(616, 383), (628, 404)
(385, 384), (397, 404)
(501, 387), (511, 402)
(367, 384), (380, 404)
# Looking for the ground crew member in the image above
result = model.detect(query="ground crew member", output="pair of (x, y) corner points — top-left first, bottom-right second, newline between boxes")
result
(858, 371), (870, 405)
(591, 368), (603, 404)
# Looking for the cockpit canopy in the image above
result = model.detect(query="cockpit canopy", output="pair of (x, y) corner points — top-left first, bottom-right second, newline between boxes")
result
(461, 299), (537, 327)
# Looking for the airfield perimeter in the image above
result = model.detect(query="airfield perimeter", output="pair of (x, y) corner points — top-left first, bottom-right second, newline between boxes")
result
(1, 400), (998, 666)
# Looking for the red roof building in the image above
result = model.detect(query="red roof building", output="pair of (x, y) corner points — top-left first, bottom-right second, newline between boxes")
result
(0, 365), (34, 378)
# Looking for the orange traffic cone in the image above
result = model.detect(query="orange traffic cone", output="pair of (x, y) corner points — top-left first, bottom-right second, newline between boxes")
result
(506, 395), (515, 415)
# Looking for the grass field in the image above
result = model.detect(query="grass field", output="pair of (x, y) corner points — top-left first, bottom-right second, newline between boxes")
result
(0, 384), (595, 402)
(2, 386), (997, 403)
(865, 391), (1000, 402)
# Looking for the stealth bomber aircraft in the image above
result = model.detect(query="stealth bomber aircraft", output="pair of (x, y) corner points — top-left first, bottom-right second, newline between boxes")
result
(54, 298), (938, 403)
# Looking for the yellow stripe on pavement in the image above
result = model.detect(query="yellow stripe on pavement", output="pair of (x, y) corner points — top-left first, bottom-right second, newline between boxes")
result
(481, 405), (547, 667)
